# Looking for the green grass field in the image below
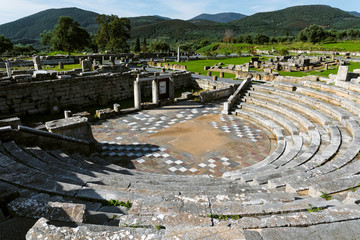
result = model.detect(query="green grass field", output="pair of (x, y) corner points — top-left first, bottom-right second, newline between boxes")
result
(168, 57), (360, 79)
(167, 57), (260, 79)
(198, 41), (360, 55)
(43, 64), (81, 71)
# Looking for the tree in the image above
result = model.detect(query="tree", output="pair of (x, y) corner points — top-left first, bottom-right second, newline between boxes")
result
(298, 24), (326, 44)
(141, 37), (147, 52)
(149, 40), (170, 53)
(244, 35), (253, 44)
(13, 44), (36, 55)
(254, 34), (269, 45)
(40, 30), (52, 47)
(134, 37), (140, 53)
(50, 16), (90, 55)
(0, 35), (13, 54)
(95, 14), (131, 53)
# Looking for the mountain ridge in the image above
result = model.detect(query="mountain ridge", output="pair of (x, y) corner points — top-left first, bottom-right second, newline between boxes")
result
(1, 5), (360, 45)
(190, 12), (246, 23)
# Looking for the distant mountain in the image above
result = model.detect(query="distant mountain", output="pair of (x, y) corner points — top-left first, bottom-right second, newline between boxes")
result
(0, 7), (99, 44)
(131, 19), (218, 40)
(230, 5), (360, 36)
(153, 15), (171, 20)
(1, 5), (360, 46)
(348, 11), (360, 17)
(191, 12), (246, 23)
(188, 19), (216, 26)
(129, 16), (168, 28)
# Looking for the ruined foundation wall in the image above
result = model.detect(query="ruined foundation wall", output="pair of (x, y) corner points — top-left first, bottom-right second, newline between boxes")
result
(0, 72), (192, 116)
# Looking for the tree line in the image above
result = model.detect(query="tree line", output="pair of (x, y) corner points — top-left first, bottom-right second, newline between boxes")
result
(222, 25), (360, 45)
(2, 19), (360, 56)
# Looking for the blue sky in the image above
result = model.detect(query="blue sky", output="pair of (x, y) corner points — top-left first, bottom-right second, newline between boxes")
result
(0, 0), (360, 25)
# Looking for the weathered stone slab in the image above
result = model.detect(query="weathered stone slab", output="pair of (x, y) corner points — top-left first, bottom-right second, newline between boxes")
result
(343, 190), (360, 204)
(119, 213), (211, 228)
(164, 226), (245, 240)
(232, 204), (359, 229)
(211, 198), (337, 216)
(248, 219), (360, 240)
(308, 175), (360, 197)
(26, 217), (164, 240)
(81, 59), (92, 72)
(336, 65), (349, 81)
(8, 198), (85, 222)
(45, 116), (96, 142)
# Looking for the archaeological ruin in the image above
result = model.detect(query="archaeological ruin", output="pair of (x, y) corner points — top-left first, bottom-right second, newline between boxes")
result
(1, 52), (360, 240)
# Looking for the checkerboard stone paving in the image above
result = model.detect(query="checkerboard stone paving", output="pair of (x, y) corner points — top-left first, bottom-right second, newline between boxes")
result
(211, 115), (263, 142)
(92, 102), (270, 177)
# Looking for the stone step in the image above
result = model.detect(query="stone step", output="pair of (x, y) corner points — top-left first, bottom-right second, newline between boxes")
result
(311, 120), (360, 173)
(296, 86), (353, 122)
(240, 103), (300, 136)
(164, 226), (245, 240)
(85, 181), (266, 198)
(247, 90), (332, 127)
(283, 129), (321, 168)
(26, 217), (165, 240)
(238, 135), (303, 181)
(245, 96), (315, 131)
(7, 198), (86, 223)
(119, 213), (211, 229)
(302, 125), (342, 170)
(3, 141), (51, 172)
(285, 159), (360, 193)
(223, 139), (287, 181)
(26, 146), (99, 183)
(343, 188), (360, 204)
(308, 174), (360, 197)
(219, 204), (360, 229)
(244, 219), (360, 240)
(254, 84), (350, 123)
(85, 210), (124, 226)
(336, 80), (360, 93)
(211, 197), (338, 216)
(303, 81), (360, 117)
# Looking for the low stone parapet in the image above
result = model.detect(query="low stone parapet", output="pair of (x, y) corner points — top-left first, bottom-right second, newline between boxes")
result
(45, 117), (96, 143)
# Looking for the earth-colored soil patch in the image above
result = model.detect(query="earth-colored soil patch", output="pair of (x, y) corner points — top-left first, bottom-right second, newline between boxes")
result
(151, 115), (232, 156)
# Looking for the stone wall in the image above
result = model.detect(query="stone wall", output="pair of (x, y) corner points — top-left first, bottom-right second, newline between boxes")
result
(194, 79), (234, 90)
(0, 72), (192, 116)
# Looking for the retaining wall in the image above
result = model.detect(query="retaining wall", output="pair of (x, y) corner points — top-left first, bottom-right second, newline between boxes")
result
(0, 72), (192, 116)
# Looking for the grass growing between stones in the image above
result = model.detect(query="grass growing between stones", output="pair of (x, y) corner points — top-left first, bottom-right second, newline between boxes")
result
(320, 192), (332, 201)
(208, 214), (241, 221)
(307, 204), (322, 213)
(104, 199), (132, 209)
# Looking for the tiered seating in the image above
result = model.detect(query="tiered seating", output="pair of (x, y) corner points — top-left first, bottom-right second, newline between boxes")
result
(224, 80), (360, 197)
(2, 78), (360, 239)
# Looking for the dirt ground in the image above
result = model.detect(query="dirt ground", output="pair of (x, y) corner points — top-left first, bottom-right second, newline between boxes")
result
(150, 114), (244, 157)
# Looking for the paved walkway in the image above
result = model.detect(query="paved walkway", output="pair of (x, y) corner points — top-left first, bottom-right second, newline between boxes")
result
(92, 101), (272, 177)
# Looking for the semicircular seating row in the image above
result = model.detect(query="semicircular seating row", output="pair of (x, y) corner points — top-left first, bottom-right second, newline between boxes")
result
(2, 80), (360, 239)
(223, 80), (360, 197)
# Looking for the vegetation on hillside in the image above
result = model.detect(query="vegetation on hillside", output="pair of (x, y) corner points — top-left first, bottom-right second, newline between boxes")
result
(42, 16), (90, 55)
(0, 7), (99, 45)
(190, 12), (247, 23)
(95, 15), (131, 53)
